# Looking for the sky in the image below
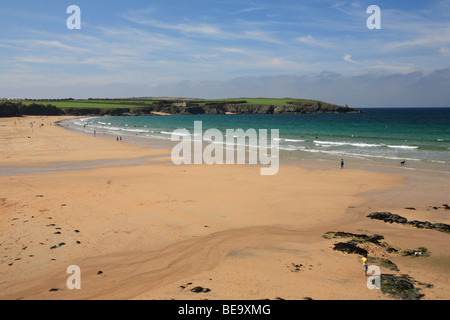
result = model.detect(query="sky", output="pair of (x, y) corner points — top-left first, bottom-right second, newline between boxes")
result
(0, 0), (449, 107)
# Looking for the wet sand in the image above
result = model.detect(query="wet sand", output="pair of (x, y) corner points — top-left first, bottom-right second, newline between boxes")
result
(0, 116), (449, 300)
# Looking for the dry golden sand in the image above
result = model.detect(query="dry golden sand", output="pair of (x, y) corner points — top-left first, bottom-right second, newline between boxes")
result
(0, 116), (449, 300)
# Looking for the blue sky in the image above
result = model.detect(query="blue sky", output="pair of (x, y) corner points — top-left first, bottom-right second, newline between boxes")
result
(1, 0), (449, 106)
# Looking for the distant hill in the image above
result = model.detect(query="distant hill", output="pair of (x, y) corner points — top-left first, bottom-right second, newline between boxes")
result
(0, 98), (361, 117)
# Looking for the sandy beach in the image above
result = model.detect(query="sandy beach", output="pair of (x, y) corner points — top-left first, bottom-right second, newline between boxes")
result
(0, 116), (449, 300)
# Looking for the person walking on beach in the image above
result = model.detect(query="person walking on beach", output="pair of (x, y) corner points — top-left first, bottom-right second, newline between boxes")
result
(340, 159), (344, 169)
(361, 256), (368, 276)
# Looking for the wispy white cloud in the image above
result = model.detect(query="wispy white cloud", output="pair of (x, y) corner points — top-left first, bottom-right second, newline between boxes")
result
(343, 54), (362, 65)
(27, 40), (77, 51)
(217, 47), (248, 54)
(1, 39), (78, 51)
(121, 8), (285, 45)
(385, 28), (450, 50)
(327, 1), (354, 15)
(295, 35), (332, 47)
(232, 7), (266, 15)
(370, 63), (415, 74)
(122, 14), (222, 36)
(440, 48), (450, 56)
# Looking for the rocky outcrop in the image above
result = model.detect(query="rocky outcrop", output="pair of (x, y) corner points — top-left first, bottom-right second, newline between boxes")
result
(367, 212), (450, 233)
(332, 242), (368, 256)
(381, 274), (425, 300)
(205, 102), (361, 115)
(146, 99), (361, 115)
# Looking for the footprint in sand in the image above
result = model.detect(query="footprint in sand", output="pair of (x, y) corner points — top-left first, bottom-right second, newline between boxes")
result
(289, 263), (304, 272)
(180, 282), (193, 290)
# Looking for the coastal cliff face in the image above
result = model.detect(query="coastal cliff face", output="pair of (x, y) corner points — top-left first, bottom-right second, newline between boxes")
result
(223, 103), (359, 115)
(148, 101), (361, 115)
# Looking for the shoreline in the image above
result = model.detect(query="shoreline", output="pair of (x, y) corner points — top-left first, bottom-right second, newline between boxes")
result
(0, 116), (449, 300)
(59, 114), (450, 173)
(20, 115), (450, 178)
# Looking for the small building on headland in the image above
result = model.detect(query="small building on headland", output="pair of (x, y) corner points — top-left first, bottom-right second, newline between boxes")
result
(172, 101), (190, 108)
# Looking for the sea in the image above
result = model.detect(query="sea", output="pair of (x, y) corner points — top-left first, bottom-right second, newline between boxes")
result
(62, 108), (450, 172)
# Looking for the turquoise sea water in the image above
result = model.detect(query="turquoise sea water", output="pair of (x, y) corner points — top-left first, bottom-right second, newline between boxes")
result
(65, 108), (450, 171)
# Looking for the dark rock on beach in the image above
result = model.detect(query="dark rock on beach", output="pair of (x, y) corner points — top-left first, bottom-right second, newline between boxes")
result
(323, 231), (384, 246)
(367, 212), (407, 224)
(381, 274), (424, 300)
(386, 247), (398, 254)
(190, 286), (211, 293)
(432, 223), (450, 233)
(367, 257), (399, 271)
(332, 242), (368, 256)
(408, 220), (432, 229)
(367, 212), (450, 233)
